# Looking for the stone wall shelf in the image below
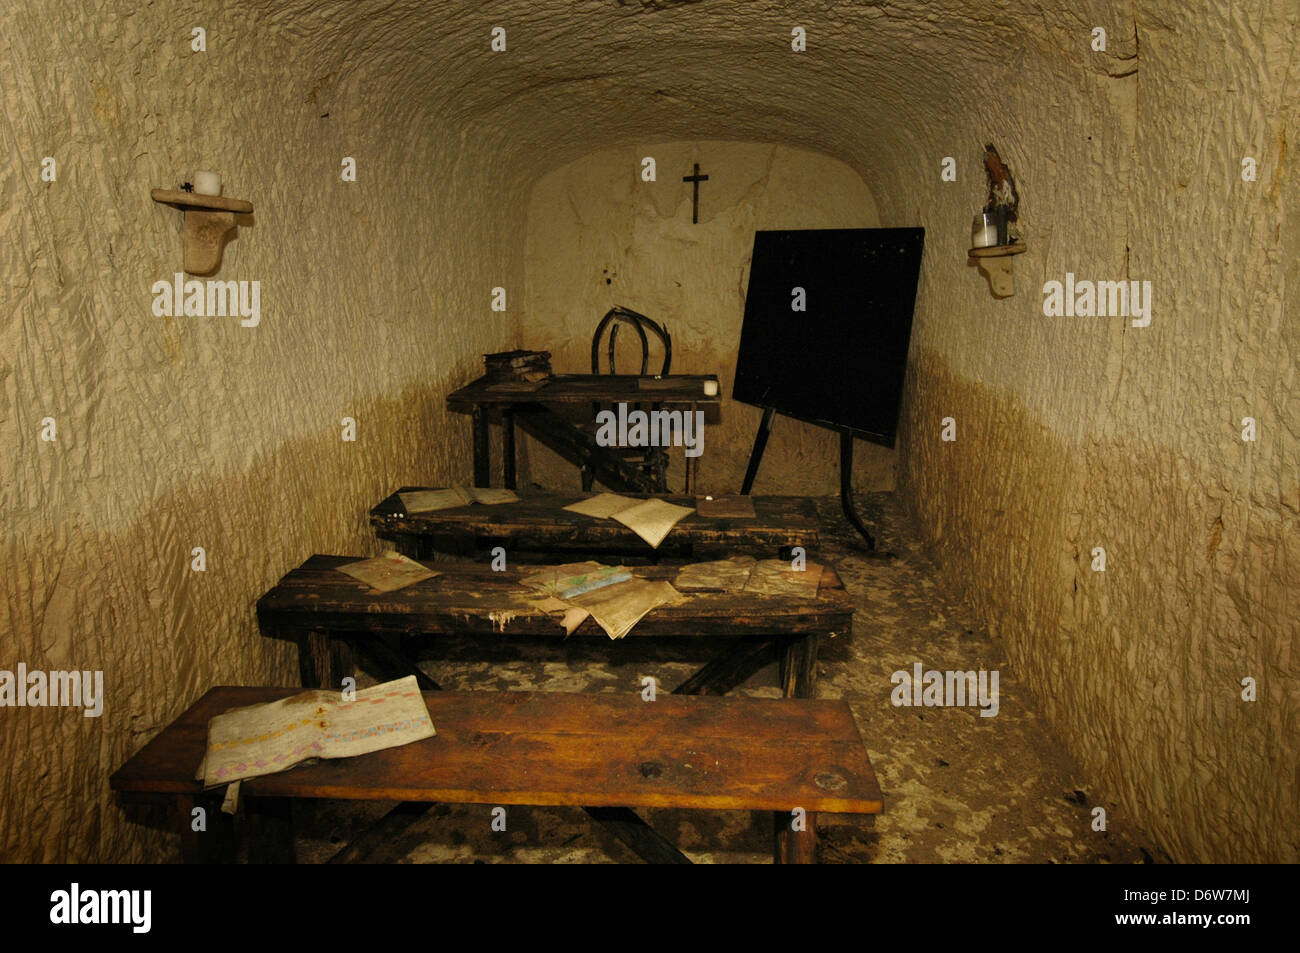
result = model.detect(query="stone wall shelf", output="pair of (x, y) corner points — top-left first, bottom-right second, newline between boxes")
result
(968, 242), (1026, 298)
(151, 188), (254, 276)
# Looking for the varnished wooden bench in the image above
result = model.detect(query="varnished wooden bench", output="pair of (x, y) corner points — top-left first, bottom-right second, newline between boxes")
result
(370, 488), (820, 560)
(257, 556), (853, 698)
(111, 687), (883, 864)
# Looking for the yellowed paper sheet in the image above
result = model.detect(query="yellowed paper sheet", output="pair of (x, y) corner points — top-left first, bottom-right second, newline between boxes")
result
(569, 577), (684, 639)
(563, 492), (639, 519)
(337, 551), (440, 593)
(612, 498), (695, 548)
(399, 487), (475, 513)
(743, 559), (824, 600)
(198, 676), (435, 788)
(674, 555), (757, 592)
(467, 487), (520, 504)
(520, 561), (624, 597)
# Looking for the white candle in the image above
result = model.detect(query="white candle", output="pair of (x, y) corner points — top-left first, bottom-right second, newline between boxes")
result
(703, 380), (719, 396)
(193, 171), (222, 196)
(972, 214), (998, 248)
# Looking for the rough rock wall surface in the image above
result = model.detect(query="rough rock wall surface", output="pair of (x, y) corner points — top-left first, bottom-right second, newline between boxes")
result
(520, 142), (890, 495)
(3, 0), (1296, 864)
(1, 1), (519, 861)
(887, 5), (1299, 862)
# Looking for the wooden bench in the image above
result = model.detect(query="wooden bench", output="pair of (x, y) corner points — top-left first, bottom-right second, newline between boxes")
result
(370, 489), (821, 560)
(110, 687), (883, 864)
(257, 555), (853, 698)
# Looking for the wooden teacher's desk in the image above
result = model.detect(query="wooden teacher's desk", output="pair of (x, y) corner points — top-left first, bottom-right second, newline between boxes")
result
(445, 373), (720, 493)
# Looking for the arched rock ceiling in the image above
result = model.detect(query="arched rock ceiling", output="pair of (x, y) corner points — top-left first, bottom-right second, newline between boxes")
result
(236, 0), (1143, 207)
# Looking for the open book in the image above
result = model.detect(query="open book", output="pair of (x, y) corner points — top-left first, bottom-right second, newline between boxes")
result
(197, 676), (436, 788)
(399, 485), (520, 514)
(562, 493), (695, 548)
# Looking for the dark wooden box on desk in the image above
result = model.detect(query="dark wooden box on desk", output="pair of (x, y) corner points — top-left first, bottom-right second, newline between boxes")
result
(370, 489), (820, 560)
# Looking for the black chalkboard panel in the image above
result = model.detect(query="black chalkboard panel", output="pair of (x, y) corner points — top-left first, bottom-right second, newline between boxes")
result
(733, 228), (925, 447)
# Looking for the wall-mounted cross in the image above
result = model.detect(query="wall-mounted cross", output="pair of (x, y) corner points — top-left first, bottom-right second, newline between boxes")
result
(682, 162), (709, 224)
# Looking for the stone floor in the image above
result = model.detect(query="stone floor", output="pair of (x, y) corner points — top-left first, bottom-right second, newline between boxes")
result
(294, 493), (1167, 864)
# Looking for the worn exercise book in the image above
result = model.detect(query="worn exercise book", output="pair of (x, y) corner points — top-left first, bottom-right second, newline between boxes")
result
(336, 550), (440, 593)
(196, 676), (436, 788)
(611, 498), (695, 548)
(674, 555), (757, 592)
(563, 492), (638, 519)
(743, 559), (824, 599)
(520, 561), (683, 639)
(399, 485), (520, 514)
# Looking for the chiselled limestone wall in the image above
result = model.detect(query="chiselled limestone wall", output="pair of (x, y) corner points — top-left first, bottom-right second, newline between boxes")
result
(519, 142), (889, 495)
(3, 0), (1295, 864)
(0, 1), (520, 861)
(886, 7), (1299, 862)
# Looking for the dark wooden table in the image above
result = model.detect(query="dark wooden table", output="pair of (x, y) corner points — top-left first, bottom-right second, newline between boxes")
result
(371, 489), (820, 559)
(445, 373), (720, 492)
(110, 686), (883, 864)
(258, 555), (853, 699)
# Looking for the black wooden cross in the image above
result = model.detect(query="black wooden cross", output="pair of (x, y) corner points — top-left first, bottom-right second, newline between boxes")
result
(682, 163), (709, 224)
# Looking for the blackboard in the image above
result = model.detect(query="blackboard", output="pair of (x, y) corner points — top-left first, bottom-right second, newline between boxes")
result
(733, 227), (925, 447)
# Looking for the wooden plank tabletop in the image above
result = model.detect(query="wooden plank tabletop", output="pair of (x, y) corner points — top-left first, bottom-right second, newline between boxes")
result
(257, 555), (853, 639)
(110, 687), (883, 815)
(371, 489), (820, 551)
(447, 373), (721, 407)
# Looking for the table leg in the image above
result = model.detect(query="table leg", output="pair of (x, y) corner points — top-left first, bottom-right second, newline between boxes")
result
(684, 401), (698, 494)
(502, 409), (517, 490)
(245, 796), (296, 864)
(774, 810), (818, 864)
(472, 404), (491, 488)
(297, 631), (354, 689)
(176, 793), (235, 864)
(778, 633), (820, 698)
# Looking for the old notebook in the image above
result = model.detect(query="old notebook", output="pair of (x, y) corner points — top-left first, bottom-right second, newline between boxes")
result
(336, 551), (440, 593)
(399, 486), (520, 514)
(197, 676), (436, 788)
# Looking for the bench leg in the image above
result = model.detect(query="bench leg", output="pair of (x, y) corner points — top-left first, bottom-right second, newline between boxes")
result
(472, 405), (491, 488)
(584, 807), (692, 864)
(672, 638), (777, 696)
(176, 793), (235, 864)
(297, 631), (354, 689)
(245, 796), (296, 864)
(774, 810), (817, 864)
(778, 633), (820, 698)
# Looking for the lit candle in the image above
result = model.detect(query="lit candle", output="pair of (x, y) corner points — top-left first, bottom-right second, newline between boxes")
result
(193, 171), (222, 196)
(703, 380), (719, 396)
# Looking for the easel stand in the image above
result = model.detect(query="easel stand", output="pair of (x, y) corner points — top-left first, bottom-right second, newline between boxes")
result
(740, 408), (895, 559)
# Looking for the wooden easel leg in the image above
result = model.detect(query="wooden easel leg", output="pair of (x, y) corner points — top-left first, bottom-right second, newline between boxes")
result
(774, 810), (818, 864)
(778, 633), (820, 698)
